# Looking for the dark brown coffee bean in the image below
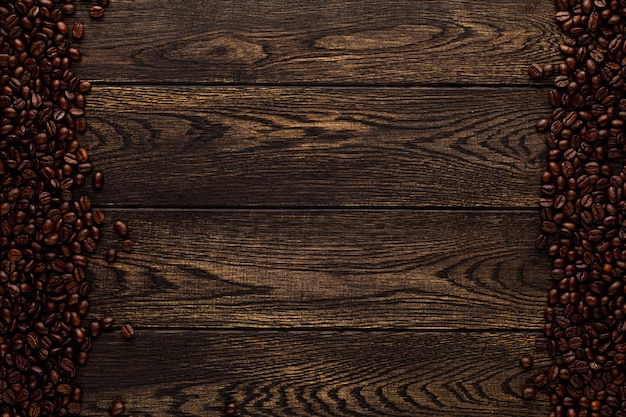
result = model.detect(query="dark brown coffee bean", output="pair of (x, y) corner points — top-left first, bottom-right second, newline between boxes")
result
(224, 401), (238, 416)
(121, 239), (134, 252)
(101, 317), (115, 330)
(536, 118), (550, 131)
(121, 323), (134, 339)
(114, 220), (128, 236)
(72, 23), (84, 40)
(522, 387), (536, 400)
(93, 170), (104, 189)
(520, 356), (533, 369)
(108, 401), (125, 416)
(529, 63), (544, 78)
(90, 6), (105, 19)
(93, 208), (106, 224)
(104, 248), (117, 263)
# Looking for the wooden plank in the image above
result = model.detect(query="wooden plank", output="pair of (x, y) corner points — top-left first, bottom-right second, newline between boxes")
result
(76, 330), (550, 417)
(72, 0), (560, 85)
(84, 210), (549, 329)
(81, 86), (549, 208)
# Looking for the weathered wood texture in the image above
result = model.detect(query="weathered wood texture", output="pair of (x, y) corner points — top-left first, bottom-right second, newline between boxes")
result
(76, 331), (550, 417)
(85, 210), (549, 329)
(83, 87), (548, 208)
(73, 0), (560, 85)
(55, 0), (560, 415)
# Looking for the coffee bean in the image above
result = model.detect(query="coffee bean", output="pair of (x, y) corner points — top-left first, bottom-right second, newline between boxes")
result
(114, 220), (129, 236)
(90, 6), (105, 19)
(522, 387), (536, 400)
(529, 63), (544, 78)
(536, 118), (550, 132)
(121, 239), (134, 252)
(108, 401), (125, 416)
(121, 323), (135, 339)
(93, 170), (104, 189)
(225, 401), (238, 416)
(520, 356), (533, 369)
(105, 248), (117, 263)
(72, 23), (84, 40)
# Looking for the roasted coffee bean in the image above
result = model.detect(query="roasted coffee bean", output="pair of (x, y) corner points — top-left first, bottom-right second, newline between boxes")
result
(108, 401), (125, 417)
(520, 356), (533, 369)
(93, 170), (104, 189)
(522, 387), (537, 400)
(90, 6), (105, 19)
(121, 239), (134, 252)
(105, 248), (117, 263)
(224, 401), (238, 416)
(101, 316), (115, 330)
(72, 23), (84, 40)
(529, 63), (544, 78)
(114, 220), (129, 236)
(121, 323), (134, 339)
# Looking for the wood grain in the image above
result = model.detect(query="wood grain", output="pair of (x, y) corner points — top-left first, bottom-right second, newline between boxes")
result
(72, 0), (560, 85)
(76, 330), (550, 417)
(81, 86), (549, 208)
(84, 210), (549, 329)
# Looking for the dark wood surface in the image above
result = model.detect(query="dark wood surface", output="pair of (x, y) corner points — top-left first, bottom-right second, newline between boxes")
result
(68, 0), (555, 415)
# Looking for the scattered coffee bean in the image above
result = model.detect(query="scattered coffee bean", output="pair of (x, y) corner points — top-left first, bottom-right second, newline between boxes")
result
(102, 316), (116, 330)
(529, 63), (544, 78)
(108, 401), (126, 416)
(121, 324), (135, 339)
(72, 22), (85, 40)
(224, 401), (238, 416)
(121, 239), (134, 252)
(93, 170), (105, 189)
(115, 220), (129, 236)
(522, 387), (536, 400)
(519, 356), (533, 369)
(90, 6), (105, 18)
(105, 248), (118, 263)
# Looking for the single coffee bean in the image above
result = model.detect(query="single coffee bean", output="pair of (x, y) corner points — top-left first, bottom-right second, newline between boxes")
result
(105, 248), (117, 263)
(93, 171), (104, 189)
(529, 63), (544, 78)
(101, 317), (115, 330)
(520, 356), (533, 369)
(90, 6), (105, 19)
(72, 23), (84, 40)
(224, 401), (238, 415)
(121, 239), (134, 252)
(114, 220), (129, 236)
(108, 401), (125, 416)
(121, 324), (135, 339)
(522, 387), (536, 400)
(536, 118), (550, 132)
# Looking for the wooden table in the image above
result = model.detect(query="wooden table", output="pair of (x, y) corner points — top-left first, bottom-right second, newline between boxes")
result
(71, 0), (558, 415)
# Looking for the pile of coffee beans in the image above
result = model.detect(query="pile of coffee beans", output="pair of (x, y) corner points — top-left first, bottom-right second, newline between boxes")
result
(0, 0), (131, 416)
(530, 0), (626, 416)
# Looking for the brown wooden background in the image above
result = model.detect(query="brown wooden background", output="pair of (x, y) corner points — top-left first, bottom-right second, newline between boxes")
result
(68, 0), (559, 415)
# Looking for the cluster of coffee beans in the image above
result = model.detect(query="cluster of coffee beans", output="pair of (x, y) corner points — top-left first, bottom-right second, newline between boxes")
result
(0, 0), (129, 416)
(530, 0), (626, 416)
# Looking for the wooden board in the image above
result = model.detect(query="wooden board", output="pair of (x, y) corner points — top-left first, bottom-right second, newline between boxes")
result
(85, 210), (549, 329)
(75, 331), (551, 417)
(82, 87), (549, 208)
(73, 0), (561, 85)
